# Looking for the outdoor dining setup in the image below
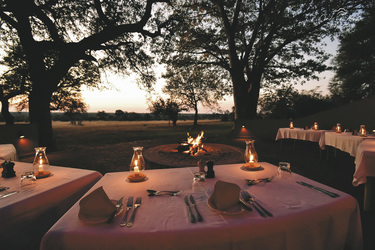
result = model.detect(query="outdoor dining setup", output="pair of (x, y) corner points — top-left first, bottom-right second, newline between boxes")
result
(0, 128), (370, 249)
(276, 122), (375, 212)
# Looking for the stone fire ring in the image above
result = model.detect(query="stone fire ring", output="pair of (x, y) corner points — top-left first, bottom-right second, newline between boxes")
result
(144, 143), (244, 168)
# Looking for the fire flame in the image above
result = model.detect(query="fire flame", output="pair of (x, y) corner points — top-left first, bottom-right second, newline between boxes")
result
(186, 131), (204, 155)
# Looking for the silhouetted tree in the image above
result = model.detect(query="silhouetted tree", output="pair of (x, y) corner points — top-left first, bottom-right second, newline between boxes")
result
(157, 0), (365, 124)
(0, 0), (170, 147)
(329, 6), (375, 104)
(163, 64), (230, 126)
(149, 98), (185, 126)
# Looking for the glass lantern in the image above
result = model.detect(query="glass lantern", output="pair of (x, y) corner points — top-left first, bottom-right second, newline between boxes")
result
(244, 140), (259, 167)
(128, 147), (146, 182)
(313, 122), (318, 130)
(359, 125), (367, 136)
(32, 147), (51, 178)
(336, 123), (342, 133)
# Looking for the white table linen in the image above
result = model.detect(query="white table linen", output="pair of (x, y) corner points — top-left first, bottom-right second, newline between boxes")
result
(41, 163), (362, 250)
(320, 132), (375, 156)
(0, 144), (18, 161)
(353, 140), (375, 186)
(275, 128), (328, 149)
(0, 162), (102, 250)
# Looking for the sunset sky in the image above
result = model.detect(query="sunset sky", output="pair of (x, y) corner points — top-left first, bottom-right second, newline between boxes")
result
(81, 38), (337, 114)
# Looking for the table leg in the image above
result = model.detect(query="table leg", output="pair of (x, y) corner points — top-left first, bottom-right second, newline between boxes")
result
(364, 177), (375, 212)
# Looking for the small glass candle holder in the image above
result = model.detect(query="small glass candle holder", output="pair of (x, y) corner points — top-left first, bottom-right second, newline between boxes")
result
(32, 147), (51, 179)
(335, 123), (342, 133)
(313, 122), (318, 130)
(359, 125), (367, 137)
(128, 146), (147, 182)
(289, 121), (294, 129)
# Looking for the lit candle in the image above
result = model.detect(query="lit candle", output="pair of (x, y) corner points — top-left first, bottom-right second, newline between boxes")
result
(290, 122), (294, 129)
(314, 122), (318, 130)
(38, 159), (44, 173)
(336, 123), (341, 133)
(249, 154), (255, 165)
(134, 160), (140, 176)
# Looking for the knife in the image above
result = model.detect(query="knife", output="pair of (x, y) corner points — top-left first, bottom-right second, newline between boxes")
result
(120, 196), (134, 227)
(189, 195), (203, 222)
(107, 196), (124, 223)
(0, 191), (19, 199)
(184, 196), (197, 223)
(296, 181), (339, 198)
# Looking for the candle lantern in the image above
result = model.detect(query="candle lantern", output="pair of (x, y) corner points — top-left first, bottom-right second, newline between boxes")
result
(243, 140), (259, 169)
(336, 123), (342, 133)
(313, 122), (318, 130)
(128, 146), (146, 182)
(359, 125), (367, 136)
(289, 121), (294, 129)
(32, 147), (51, 178)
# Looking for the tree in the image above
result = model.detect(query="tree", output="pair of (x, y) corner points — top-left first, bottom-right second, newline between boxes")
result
(163, 64), (231, 125)
(329, 7), (375, 104)
(157, 0), (365, 123)
(258, 85), (333, 119)
(0, 0), (170, 148)
(149, 97), (184, 126)
(50, 93), (88, 125)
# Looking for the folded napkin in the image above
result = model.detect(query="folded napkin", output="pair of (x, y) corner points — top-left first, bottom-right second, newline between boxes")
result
(210, 180), (240, 211)
(79, 186), (116, 219)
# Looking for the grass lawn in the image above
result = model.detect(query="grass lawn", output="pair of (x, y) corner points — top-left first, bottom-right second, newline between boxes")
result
(19, 120), (374, 249)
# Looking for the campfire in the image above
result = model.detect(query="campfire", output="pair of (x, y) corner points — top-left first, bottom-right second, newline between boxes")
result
(177, 131), (206, 156)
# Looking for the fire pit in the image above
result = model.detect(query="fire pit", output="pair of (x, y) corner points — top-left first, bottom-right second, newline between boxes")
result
(144, 143), (244, 168)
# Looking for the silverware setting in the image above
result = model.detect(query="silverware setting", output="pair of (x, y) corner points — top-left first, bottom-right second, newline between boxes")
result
(245, 176), (275, 186)
(126, 197), (142, 227)
(147, 189), (182, 196)
(241, 191), (273, 217)
(296, 181), (339, 198)
(120, 196), (134, 227)
(184, 196), (197, 223)
(189, 195), (203, 222)
(107, 196), (124, 223)
(0, 190), (19, 199)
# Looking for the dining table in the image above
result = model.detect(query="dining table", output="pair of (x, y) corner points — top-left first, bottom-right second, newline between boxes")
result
(41, 162), (362, 250)
(353, 140), (375, 211)
(0, 161), (102, 250)
(319, 131), (375, 157)
(0, 144), (19, 161)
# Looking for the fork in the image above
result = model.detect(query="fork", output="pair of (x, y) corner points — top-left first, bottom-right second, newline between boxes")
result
(242, 191), (273, 217)
(120, 196), (133, 227)
(126, 197), (142, 227)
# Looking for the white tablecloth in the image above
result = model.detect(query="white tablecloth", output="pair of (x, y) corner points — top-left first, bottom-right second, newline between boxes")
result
(320, 132), (375, 156)
(0, 162), (102, 250)
(353, 140), (375, 186)
(41, 163), (362, 250)
(0, 144), (18, 161)
(275, 128), (328, 149)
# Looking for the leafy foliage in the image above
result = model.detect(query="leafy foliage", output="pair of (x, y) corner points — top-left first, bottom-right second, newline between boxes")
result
(329, 7), (375, 104)
(155, 0), (365, 119)
(148, 97), (185, 126)
(258, 85), (333, 119)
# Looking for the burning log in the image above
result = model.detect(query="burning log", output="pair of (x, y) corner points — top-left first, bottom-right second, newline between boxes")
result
(177, 131), (205, 156)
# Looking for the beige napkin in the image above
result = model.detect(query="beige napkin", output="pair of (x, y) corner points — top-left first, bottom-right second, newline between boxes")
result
(79, 186), (116, 218)
(210, 180), (241, 211)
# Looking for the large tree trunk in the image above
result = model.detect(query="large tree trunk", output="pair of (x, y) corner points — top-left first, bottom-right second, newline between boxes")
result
(29, 85), (54, 149)
(232, 70), (261, 121)
(1, 100), (15, 125)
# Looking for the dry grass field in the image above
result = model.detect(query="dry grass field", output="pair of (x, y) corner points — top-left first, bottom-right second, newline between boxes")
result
(17, 118), (375, 249)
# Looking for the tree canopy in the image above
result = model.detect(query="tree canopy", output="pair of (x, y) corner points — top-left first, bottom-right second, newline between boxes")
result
(162, 64), (231, 125)
(0, 0), (170, 147)
(156, 0), (366, 121)
(329, 6), (375, 104)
